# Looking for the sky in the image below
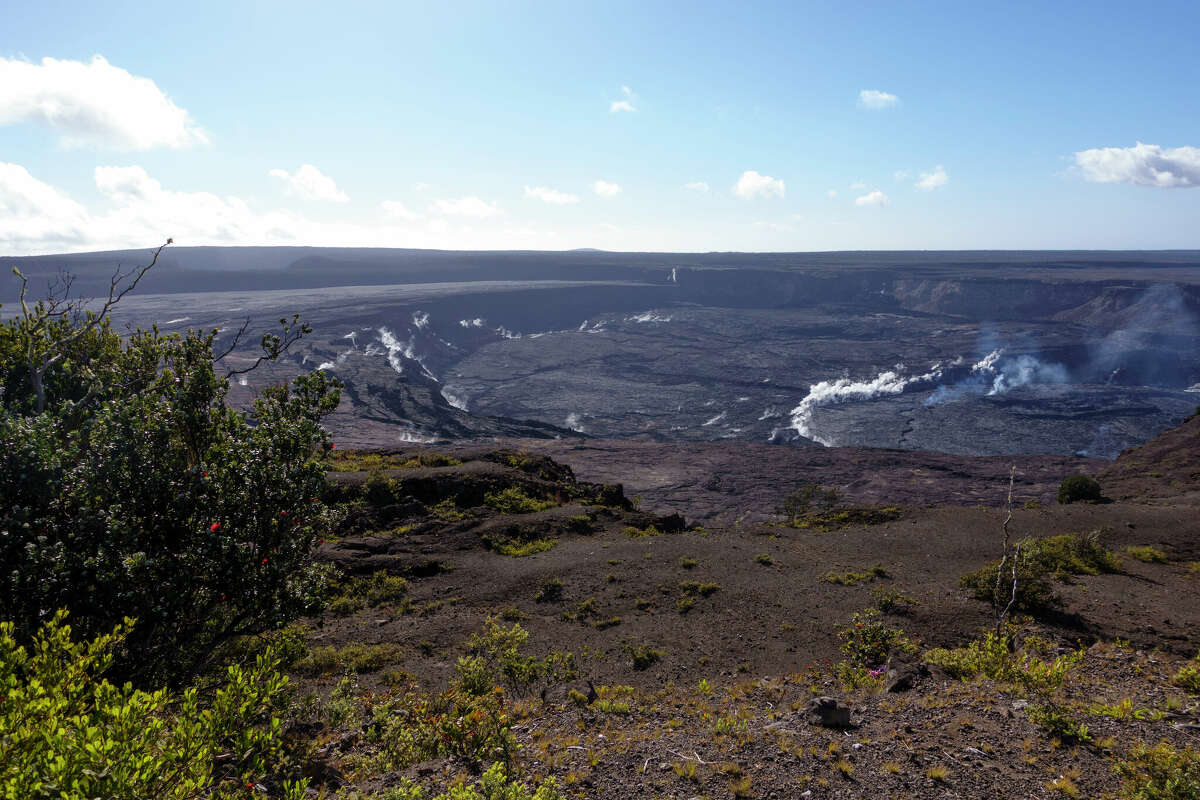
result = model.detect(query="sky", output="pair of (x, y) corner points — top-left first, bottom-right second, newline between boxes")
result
(2, 0), (1199, 255)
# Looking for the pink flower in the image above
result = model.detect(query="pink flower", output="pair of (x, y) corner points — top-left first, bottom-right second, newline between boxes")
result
(210, 523), (221, 532)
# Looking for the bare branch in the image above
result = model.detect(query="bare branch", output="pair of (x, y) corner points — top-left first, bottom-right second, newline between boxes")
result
(221, 315), (311, 380)
(15, 240), (171, 413)
(211, 318), (252, 364)
(994, 465), (1018, 636)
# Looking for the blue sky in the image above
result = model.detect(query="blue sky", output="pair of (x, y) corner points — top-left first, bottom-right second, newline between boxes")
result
(2, 0), (1198, 254)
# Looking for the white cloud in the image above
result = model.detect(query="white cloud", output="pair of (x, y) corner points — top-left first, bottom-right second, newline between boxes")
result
(915, 165), (948, 191)
(0, 55), (208, 150)
(858, 89), (900, 110)
(591, 179), (621, 197)
(381, 200), (423, 220)
(734, 170), (785, 199)
(855, 190), (890, 207)
(893, 170), (911, 181)
(430, 196), (501, 217)
(610, 85), (637, 113)
(524, 185), (580, 204)
(683, 181), (710, 192)
(268, 164), (349, 203)
(1074, 142), (1200, 188)
(412, 181), (431, 191)
(0, 164), (569, 255)
(826, 189), (838, 198)
(849, 182), (867, 191)
(753, 220), (794, 232)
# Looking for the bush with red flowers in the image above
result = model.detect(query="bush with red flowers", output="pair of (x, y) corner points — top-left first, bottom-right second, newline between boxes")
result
(0, 291), (340, 686)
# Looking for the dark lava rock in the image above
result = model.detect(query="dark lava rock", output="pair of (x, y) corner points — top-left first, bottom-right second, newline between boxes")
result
(800, 696), (852, 728)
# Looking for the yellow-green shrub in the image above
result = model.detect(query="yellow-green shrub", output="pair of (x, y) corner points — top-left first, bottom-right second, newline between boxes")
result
(0, 612), (303, 800)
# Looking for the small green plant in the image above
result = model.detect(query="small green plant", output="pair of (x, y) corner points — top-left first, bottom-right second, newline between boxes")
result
(754, 553), (774, 566)
(1172, 651), (1200, 693)
(534, 577), (565, 603)
(679, 556), (699, 569)
(561, 597), (598, 623)
(924, 627), (1083, 698)
(1113, 741), (1200, 799)
(1127, 545), (1168, 564)
(926, 764), (950, 782)
(837, 608), (914, 667)
(487, 535), (558, 557)
(678, 580), (721, 597)
(431, 497), (467, 521)
(871, 585), (918, 614)
(1028, 704), (1091, 744)
(1057, 474), (1103, 504)
(327, 570), (410, 616)
(822, 565), (890, 585)
(593, 616), (622, 630)
(624, 640), (664, 670)
(624, 524), (665, 538)
(295, 642), (404, 676)
(484, 486), (555, 514)
(456, 618), (575, 697)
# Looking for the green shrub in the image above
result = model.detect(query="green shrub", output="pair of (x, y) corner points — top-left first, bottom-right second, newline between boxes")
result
(924, 627), (1083, 698)
(777, 484), (841, 524)
(484, 487), (555, 514)
(378, 762), (563, 800)
(1113, 741), (1200, 799)
(0, 282), (339, 686)
(295, 642), (404, 676)
(457, 618), (575, 697)
(1172, 651), (1200, 694)
(679, 580), (721, 597)
(327, 571), (410, 616)
(871, 585), (918, 614)
(1127, 545), (1168, 564)
(534, 577), (564, 603)
(837, 608), (914, 668)
(624, 640), (664, 670)
(1028, 704), (1091, 744)
(1057, 474), (1103, 504)
(0, 612), (305, 800)
(960, 531), (1121, 612)
(821, 565), (890, 585)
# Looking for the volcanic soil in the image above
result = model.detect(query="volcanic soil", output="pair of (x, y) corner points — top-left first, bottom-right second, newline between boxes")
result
(287, 414), (1200, 798)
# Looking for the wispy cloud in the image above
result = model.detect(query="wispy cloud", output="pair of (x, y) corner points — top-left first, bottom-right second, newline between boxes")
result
(380, 200), (422, 220)
(1074, 142), (1200, 188)
(591, 179), (621, 197)
(268, 164), (349, 203)
(734, 170), (785, 199)
(430, 196), (501, 217)
(915, 165), (948, 190)
(858, 89), (900, 110)
(610, 85), (637, 113)
(0, 55), (208, 150)
(855, 190), (890, 207)
(0, 163), (573, 255)
(524, 185), (580, 204)
(683, 181), (710, 192)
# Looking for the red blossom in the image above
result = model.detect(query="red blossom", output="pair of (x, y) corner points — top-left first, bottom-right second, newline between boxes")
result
(209, 523), (221, 532)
